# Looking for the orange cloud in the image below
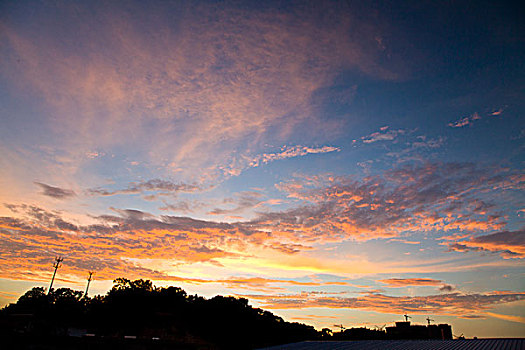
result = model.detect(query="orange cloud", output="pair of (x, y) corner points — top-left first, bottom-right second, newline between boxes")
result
(259, 162), (512, 243)
(446, 229), (525, 258)
(378, 278), (443, 287)
(240, 291), (525, 317)
(484, 312), (525, 324)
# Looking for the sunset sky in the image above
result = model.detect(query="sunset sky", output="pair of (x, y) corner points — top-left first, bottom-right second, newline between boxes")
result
(1, 0), (524, 338)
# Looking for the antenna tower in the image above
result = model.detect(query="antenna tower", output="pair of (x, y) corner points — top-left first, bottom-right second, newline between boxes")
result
(48, 257), (63, 294)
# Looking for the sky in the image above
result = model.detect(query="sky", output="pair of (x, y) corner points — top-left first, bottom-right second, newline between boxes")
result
(0, 0), (524, 338)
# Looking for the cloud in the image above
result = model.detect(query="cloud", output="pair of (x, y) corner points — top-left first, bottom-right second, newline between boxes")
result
(448, 112), (481, 128)
(34, 182), (76, 199)
(240, 291), (525, 317)
(264, 162), (513, 242)
(208, 191), (264, 215)
(459, 314), (485, 319)
(484, 312), (525, 324)
(353, 129), (444, 163)
(1, 1), (398, 182)
(448, 108), (505, 128)
(388, 239), (421, 245)
(221, 145), (340, 177)
(448, 117), (472, 128)
(379, 278), (443, 287)
(491, 108), (504, 116)
(446, 229), (525, 258)
(159, 201), (195, 213)
(0, 204), (251, 280)
(0, 202), (322, 282)
(355, 126), (405, 144)
(250, 145), (340, 167)
(87, 179), (200, 197)
(439, 284), (456, 292)
(0, 204), (355, 289)
(1, 161), (521, 284)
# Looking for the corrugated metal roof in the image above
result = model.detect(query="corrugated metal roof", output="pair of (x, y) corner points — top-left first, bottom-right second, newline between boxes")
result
(259, 339), (525, 350)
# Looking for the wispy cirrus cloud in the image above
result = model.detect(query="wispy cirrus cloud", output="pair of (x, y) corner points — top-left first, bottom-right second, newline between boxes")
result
(1, 1), (397, 182)
(34, 182), (76, 199)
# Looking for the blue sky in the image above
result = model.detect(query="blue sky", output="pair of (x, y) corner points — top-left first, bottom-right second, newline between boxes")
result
(0, 0), (524, 337)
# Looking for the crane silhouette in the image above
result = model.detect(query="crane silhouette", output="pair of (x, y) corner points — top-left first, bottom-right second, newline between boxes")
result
(403, 314), (411, 322)
(333, 324), (345, 332)
(374, 324), (386, 331)
(426, 317), (434, 326)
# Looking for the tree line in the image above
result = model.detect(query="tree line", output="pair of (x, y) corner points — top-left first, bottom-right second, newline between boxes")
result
(1, 278), (319, 349)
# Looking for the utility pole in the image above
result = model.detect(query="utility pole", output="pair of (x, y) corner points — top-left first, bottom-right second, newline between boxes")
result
(84, 271), (94, 297)
(48, 257), (63, 294)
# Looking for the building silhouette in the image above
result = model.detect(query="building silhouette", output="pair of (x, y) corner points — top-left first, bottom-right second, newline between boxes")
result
(385, 321), (452, 340)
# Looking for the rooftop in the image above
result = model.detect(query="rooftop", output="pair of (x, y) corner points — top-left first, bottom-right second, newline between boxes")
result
(259, 339), (525, 350)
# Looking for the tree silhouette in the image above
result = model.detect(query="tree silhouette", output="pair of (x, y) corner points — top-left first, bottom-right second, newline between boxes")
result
(1, 278), (319, 349)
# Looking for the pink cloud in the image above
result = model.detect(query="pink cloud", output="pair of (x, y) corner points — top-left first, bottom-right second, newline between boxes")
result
(491, 108), (504, 116)
(2, 2), (396, 183)
(448, 117), (472, 128)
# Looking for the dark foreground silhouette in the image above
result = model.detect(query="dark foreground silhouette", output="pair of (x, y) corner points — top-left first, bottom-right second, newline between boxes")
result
(1, 278), (457, 349)
(1, 278), (317, 349)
